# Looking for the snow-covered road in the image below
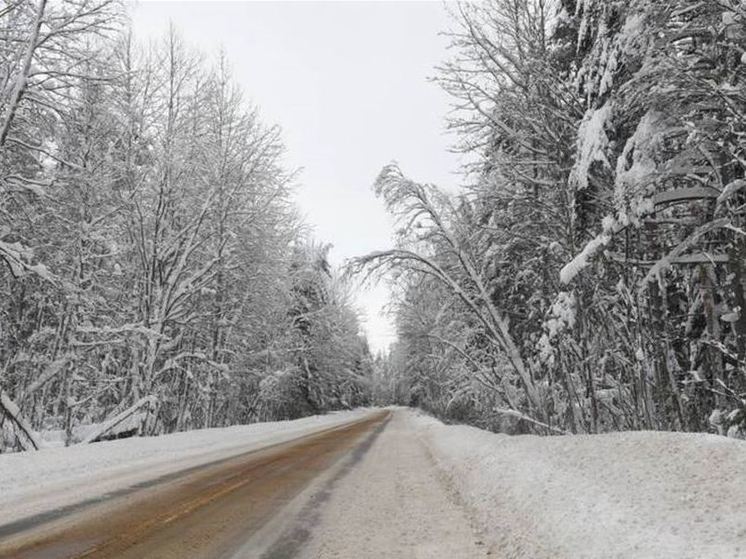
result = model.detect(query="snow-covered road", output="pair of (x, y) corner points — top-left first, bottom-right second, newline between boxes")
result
(2, 408), (746, 558)
(279, 409), (746, 559)
(283, 410), (492, 559)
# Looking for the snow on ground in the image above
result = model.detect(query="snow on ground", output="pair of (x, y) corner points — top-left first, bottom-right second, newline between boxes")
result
(294, 409), (492, 559)
(5, 406), (745, 559)
(412, 409), (746, 559)
(0, 409), (372, 527)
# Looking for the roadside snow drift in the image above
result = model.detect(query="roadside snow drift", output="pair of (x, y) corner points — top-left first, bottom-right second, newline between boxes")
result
(0, 409), (372, 527)
(412, 410), (746, 559)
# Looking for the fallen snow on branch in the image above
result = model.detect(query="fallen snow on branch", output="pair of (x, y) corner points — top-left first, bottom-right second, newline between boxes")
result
(411, 410), (746, 559)
(559, 231), (612, 284)
(569, 103), (612, 190)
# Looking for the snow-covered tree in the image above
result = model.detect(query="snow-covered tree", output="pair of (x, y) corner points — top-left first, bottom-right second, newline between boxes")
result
(361, 0), (746, 437)
(0, 15), (372, 451)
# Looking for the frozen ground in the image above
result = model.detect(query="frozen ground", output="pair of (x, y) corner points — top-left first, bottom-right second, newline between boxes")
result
(413, 410), (746, 559)
(0, 408), (372, 527)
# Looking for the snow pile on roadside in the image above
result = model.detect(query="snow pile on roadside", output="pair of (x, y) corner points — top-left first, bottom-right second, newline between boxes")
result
(0, 409), (371, 526)
(411, 410), (746, 559)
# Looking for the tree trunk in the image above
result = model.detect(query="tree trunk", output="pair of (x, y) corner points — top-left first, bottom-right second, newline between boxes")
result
(0, 390), (43, 450)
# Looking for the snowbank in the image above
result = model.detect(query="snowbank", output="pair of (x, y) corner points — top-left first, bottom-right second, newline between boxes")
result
(0, 409), (372, 527)
(411, 410), (746, 559)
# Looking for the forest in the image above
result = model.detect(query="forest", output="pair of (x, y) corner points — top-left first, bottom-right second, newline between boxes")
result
(366, 0), (746, 438)
(0, 0), (372, 451)
(3, 0), (746, 452)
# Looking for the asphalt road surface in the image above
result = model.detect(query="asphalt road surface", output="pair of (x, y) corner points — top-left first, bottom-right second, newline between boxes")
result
(0, 411), (391, 559)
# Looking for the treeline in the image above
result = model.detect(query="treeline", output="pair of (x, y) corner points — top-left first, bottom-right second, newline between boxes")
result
(0, 0), (371, 452)
(358, 0), (746, 436)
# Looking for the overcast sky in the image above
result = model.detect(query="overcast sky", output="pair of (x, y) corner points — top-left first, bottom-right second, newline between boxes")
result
(129, 1), (463, 353)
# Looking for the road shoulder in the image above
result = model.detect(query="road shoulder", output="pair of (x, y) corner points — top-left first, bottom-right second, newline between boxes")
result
(289, 410), (492, 559)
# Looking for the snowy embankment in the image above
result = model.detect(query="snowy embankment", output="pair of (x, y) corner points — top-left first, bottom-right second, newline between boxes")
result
(412, 410), (746, 559)
(0, 409), (372, 527)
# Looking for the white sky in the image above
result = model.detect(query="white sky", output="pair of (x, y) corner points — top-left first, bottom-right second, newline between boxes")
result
(129, 1), (463, 354)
